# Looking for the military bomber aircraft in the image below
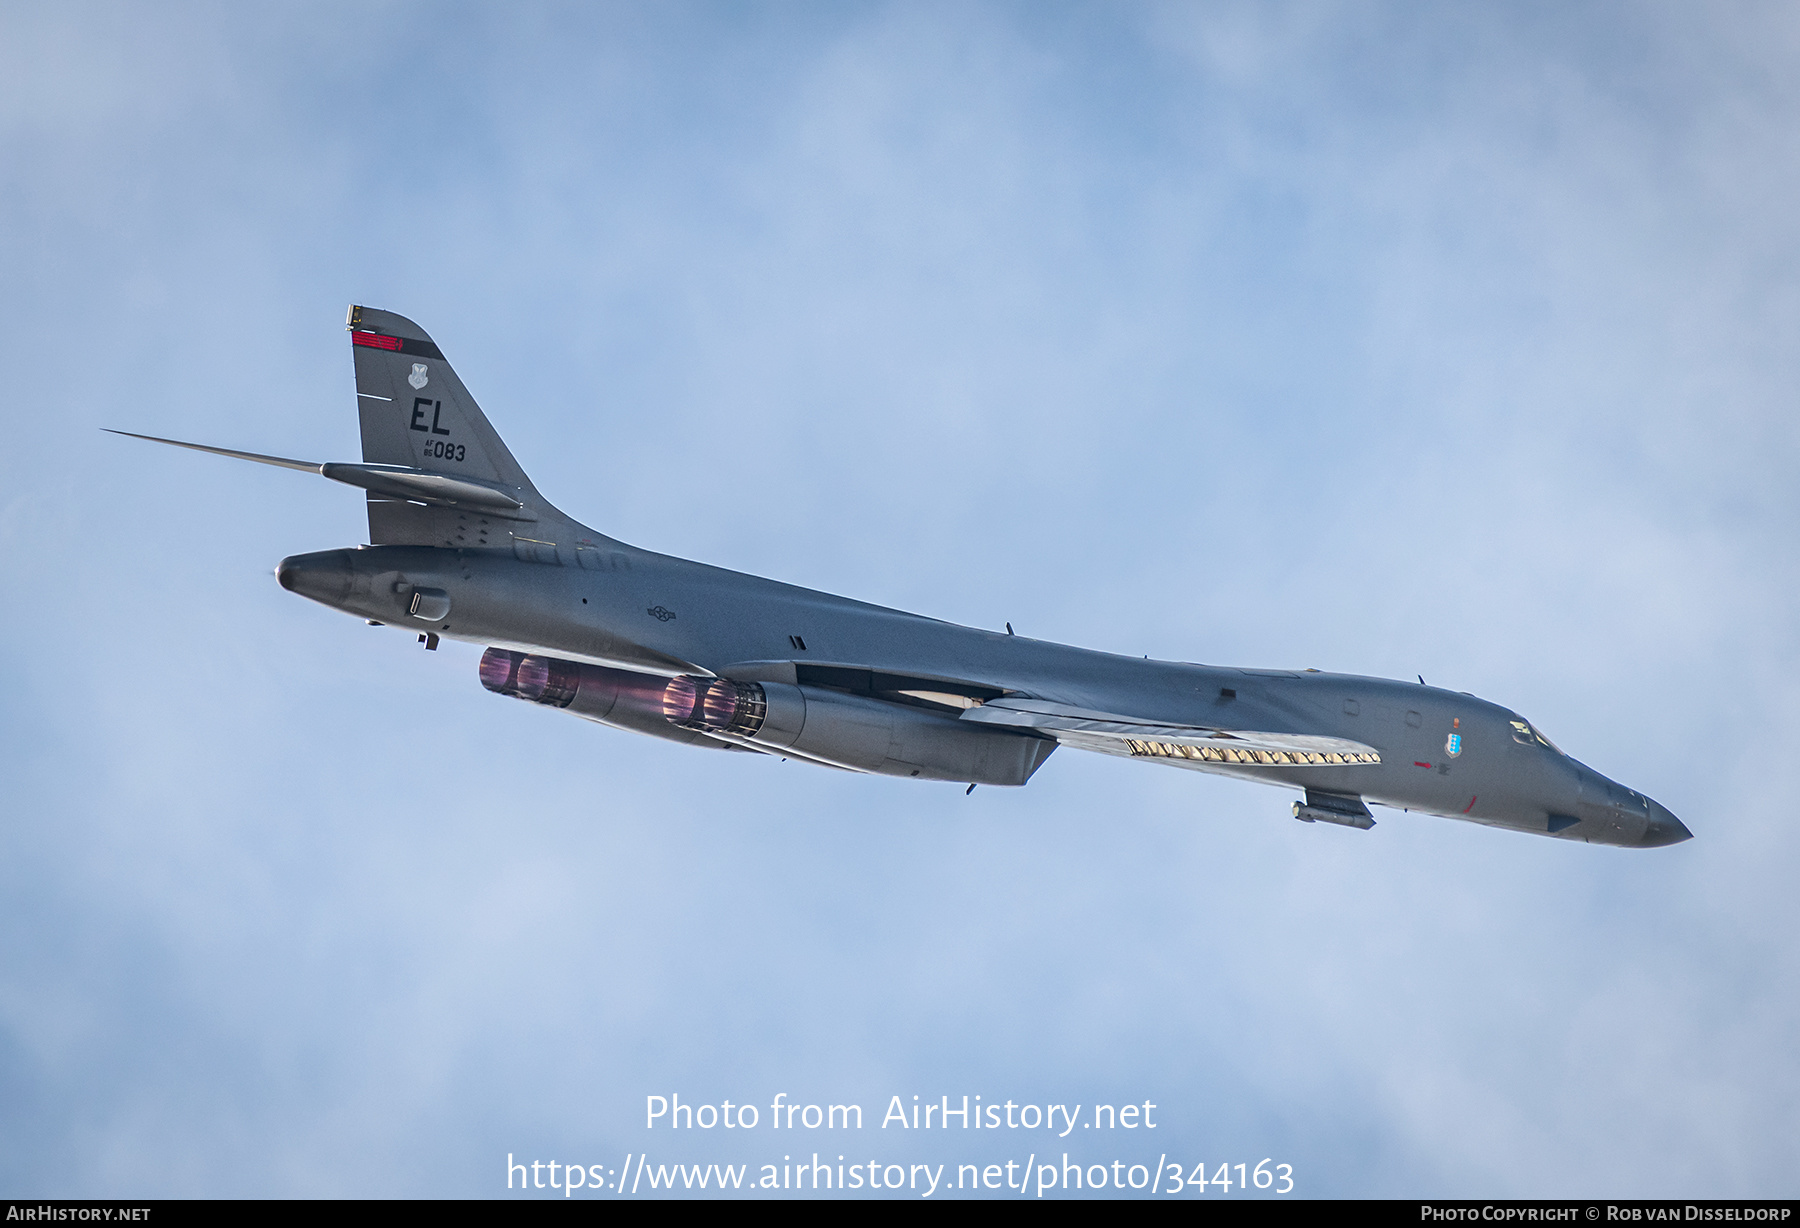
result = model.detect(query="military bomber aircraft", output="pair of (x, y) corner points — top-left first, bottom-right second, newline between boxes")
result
(115, 306), (1691, 849)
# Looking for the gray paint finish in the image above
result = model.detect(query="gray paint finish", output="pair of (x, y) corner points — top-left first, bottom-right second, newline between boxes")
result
(136, 308), (1691, 850)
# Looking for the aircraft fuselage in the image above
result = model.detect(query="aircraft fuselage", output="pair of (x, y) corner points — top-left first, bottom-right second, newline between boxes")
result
(276, 540), (1687, 848)
(122, 305), (1686, 850)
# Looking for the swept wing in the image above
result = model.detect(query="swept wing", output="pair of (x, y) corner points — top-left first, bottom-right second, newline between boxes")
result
(961, 697), (1381, 768)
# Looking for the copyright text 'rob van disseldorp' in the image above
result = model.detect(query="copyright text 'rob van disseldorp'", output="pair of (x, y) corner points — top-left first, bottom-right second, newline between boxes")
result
(506, 1093), (1297, 1197)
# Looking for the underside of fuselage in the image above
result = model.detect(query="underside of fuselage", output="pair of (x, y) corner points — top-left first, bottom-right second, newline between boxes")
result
(275, 534), (1690, 850)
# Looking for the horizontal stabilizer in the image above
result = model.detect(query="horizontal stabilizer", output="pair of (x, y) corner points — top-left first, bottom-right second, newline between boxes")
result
(962, 697), (1381, 767)
(104, 430), (321, 473)
(319, 464), (524, 512)
(106, 430), (530, 516)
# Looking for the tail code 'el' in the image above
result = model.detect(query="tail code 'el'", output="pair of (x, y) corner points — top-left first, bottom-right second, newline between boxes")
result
(347, 305), (546, 545)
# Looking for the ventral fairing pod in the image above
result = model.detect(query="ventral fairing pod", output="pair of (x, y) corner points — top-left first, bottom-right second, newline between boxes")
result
(116, 306), (1691, 848)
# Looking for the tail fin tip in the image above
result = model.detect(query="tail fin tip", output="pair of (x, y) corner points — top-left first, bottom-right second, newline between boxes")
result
(346, 305), (547, 543)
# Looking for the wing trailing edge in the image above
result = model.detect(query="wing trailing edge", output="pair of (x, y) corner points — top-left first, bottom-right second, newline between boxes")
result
(962, 697), (1381, 767)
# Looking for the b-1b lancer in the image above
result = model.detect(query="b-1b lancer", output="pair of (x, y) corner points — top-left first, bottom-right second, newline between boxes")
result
(115, 306), (1690, 848)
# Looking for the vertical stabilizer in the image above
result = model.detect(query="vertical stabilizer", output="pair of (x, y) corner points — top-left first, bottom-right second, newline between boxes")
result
(346, 305), (555, 545)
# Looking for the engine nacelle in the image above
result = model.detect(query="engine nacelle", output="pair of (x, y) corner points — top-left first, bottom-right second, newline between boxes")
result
(480, 649), (1056, 785)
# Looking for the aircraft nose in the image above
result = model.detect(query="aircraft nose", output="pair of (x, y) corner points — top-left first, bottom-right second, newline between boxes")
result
(1639, 799), (1693, 848)
(275, 551), (353, 606)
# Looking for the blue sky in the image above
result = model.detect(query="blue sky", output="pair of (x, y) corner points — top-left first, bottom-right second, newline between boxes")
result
(2, 1), (1797, 1197)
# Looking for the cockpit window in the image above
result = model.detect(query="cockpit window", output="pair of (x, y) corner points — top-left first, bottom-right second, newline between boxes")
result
(1509, 718), (1564, 755)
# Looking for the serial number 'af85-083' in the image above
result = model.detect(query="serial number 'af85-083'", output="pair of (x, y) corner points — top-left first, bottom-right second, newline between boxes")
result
(114, 306), (1690, 849)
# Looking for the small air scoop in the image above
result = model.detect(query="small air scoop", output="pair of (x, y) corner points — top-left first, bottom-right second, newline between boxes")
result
(409, 589), (451, 621)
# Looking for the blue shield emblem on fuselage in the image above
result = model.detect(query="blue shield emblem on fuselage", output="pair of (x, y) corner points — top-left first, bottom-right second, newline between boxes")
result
(1445, 732), (1462, 757)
